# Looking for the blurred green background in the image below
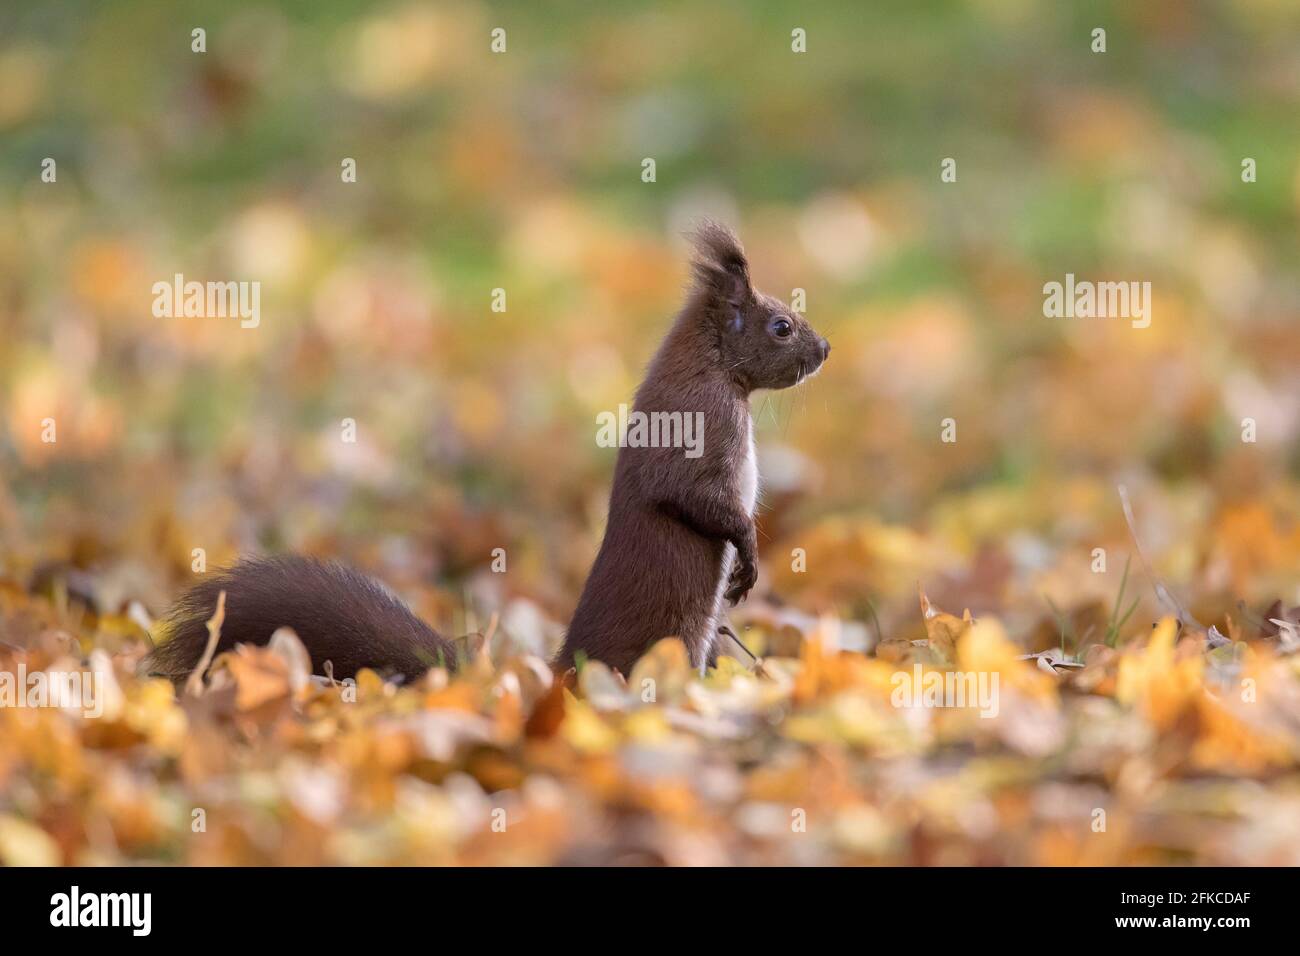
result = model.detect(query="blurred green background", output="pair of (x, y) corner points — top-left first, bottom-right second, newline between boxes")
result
(2, 0), (1299, 642)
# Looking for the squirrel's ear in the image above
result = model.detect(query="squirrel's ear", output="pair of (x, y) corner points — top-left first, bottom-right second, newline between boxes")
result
(689, 221), (751, 308)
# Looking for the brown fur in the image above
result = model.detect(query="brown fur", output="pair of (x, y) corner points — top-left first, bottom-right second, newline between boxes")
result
(558, 222), (828, 674)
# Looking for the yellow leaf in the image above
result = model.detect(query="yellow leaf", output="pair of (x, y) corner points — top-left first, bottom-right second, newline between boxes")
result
(0, 815), (60, 866)
(1115, 617), (1203, 728)
(560, 697), (619, 754)
(957, 616), (1057, 702)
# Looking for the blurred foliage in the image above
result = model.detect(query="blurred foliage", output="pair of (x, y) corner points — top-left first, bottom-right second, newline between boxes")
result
(1, 1), (1300, 864)
(4, 596), (1300, 865)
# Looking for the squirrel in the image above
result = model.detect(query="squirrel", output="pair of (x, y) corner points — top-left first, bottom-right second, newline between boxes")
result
(558, 223), (828, 673)
(145, 222), (828, 683)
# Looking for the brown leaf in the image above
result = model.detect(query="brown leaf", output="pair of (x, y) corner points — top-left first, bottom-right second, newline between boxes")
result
(524, 672), (568, 739)
(919, 587), (972, 666)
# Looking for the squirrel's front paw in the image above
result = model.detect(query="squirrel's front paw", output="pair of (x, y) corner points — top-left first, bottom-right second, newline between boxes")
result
(724, 556), (757, 605)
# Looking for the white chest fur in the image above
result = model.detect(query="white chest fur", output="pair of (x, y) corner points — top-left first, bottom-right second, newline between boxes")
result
(738, 417), (758, 515)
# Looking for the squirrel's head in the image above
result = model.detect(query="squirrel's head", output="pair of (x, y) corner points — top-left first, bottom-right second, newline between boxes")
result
(690, 221), (830, 392)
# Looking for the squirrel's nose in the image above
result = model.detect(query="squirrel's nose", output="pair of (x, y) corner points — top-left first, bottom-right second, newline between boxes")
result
(819, 338), (830, 361)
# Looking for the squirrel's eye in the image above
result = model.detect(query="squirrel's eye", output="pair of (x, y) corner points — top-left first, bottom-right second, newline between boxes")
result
(770, 317), (793, 338)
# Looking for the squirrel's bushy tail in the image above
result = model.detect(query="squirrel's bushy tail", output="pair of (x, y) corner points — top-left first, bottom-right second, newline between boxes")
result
(145, 555), (457, 683)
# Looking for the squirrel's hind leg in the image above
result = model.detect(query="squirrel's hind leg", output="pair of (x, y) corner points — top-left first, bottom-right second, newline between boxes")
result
(710, 623), (758, 669)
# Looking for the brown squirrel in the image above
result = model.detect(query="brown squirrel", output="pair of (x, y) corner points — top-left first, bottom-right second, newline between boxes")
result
(146, 223), (828, 683)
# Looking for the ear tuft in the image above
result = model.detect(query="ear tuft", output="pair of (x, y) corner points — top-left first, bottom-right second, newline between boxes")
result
(689, 220), (751, 305)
